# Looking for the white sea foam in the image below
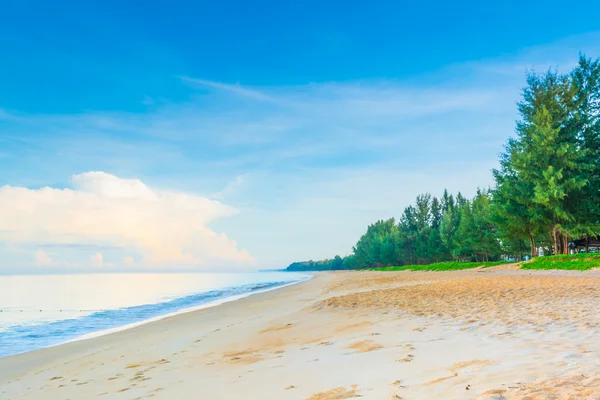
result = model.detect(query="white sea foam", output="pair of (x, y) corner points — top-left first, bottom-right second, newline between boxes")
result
(65, 276), (311, 344)
(0, 272), (311, 358)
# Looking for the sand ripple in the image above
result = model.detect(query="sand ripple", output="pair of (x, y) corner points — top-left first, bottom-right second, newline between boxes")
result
(318, 274), (600, 328)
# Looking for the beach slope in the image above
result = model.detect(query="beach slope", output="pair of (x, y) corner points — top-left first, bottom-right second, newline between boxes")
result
(2, 270), (600, 399)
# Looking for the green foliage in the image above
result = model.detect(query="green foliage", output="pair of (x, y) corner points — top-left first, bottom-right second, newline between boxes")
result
(522, 253), (600, 270)
(286, 254), (354, 271)
(372, 261), (509, 271)
(287, 190), (503, 271)
(493, 55), (600, 255)
(353, 218), (399, 267)
(287, 54), (600, 272)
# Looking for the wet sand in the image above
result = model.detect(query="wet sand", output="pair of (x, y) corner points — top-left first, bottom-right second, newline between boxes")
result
(2, 269), (600, 399)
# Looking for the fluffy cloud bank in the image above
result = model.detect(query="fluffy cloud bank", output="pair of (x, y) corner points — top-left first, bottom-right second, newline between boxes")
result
(0, 172), (253, 269)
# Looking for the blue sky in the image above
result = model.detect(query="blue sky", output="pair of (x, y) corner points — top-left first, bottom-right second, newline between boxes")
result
(1, 1), (600, 272)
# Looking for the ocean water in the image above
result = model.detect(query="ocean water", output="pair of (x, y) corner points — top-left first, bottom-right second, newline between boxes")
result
(0, 272), (310, 359)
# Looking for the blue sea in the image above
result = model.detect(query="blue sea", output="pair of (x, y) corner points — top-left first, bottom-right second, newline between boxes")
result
(0, 272), (310, 359)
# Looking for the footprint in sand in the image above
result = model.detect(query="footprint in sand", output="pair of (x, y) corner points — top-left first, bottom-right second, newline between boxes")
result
(451, 359), (494, 373)
(130, 371), (152, 382)
(307, 385), (360, 400)
(125, 359), (170, 370)
(425, 372), (458, 385)
(397, 354), (414, 363)
(346, 339), (383, 353)
(424, 359), (495, 386)
(259, 323), (293, 333)
(223, 349), (264, 364)
(144, 388), (164, 396)
(395, 343), (415, 362)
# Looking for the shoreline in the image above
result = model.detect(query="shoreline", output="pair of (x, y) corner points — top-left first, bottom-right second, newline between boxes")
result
(0, 273), (323, 382)
(63, 275), (313, 346)
(3, 270), (600, 399)
(0, 273), (311, 360)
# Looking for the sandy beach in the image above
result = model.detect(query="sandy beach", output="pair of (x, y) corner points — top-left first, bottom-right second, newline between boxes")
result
(3, 269), (600, 399)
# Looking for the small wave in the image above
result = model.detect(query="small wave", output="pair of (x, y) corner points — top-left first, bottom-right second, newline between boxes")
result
(0, 275), (310, 359)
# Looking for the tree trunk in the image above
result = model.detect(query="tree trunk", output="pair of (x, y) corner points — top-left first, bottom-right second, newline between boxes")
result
(586, 233), (590, 253)
(552, 227), (558, 255)
(529, 235), (537, 258)
(558, 233), (564, 255)
(559, 233), (563, 254)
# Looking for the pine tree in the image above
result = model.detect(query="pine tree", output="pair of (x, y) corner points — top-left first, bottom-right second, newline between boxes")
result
(427, 197), (448, 261)
(289, 54), (600, 271)
(572, 55), (600, 243)
(414, 194), (432, 263)
(517, 72), (589, 253)
(493, 142), (547, 258)
(472, 190), (501, 261)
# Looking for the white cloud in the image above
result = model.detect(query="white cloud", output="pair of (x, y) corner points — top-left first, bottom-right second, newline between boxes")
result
(3, 33), (599, 270)
(0, 172), (254, 269)
(179, 77), (275, 102)
(212, 161), (499, 267)
(210, 174), (247, 200)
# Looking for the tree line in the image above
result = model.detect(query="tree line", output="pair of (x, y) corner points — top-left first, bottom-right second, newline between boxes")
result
(287, 55), (600, 271)
(287, 189), (503, 271)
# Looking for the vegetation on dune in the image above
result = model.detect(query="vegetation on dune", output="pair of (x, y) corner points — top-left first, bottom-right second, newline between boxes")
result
(522, 253), (600, 270)
(287, 55), (600, 272)
(371, 254), (600, 272)
(372, 261), (510, 272)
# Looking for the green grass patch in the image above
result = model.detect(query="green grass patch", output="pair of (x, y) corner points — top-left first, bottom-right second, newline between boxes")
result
(371, 260), (510, 272)
(521, 252), (600, 271)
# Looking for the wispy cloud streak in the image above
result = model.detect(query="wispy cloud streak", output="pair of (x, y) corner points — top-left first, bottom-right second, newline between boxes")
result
(2, 33), (599, 269)
(179, 76), (275, 102)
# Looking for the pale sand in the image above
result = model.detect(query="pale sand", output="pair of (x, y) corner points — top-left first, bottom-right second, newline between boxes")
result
(3, 270), (600, 399)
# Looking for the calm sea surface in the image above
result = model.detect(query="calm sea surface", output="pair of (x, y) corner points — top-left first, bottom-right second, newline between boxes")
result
(0, 272), (310, 358)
